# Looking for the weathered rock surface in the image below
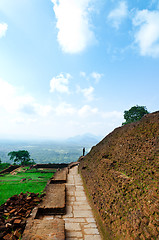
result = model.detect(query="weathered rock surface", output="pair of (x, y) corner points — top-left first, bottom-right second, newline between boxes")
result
(79, 111), (159, 239)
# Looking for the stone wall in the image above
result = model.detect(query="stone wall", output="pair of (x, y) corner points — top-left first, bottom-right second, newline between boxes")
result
(0, 165), (19, 175)
(32, 163), (69, 169)
(79, 111), (159, 239)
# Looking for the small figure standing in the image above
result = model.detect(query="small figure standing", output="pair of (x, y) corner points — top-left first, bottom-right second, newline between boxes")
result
(83, 147), (85, 156)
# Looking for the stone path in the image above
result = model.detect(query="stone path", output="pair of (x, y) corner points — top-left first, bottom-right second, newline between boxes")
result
(63, 165), (102, 240)
(22, 165), (102, 240)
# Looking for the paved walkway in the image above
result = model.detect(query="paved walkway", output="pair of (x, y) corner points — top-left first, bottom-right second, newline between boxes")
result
(63, 165), (102, 240)
(23, 165), (102, 240)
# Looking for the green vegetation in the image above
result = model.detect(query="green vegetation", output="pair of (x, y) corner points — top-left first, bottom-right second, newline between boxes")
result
(0, 141), (84, 164)
(122, 105), (149, 125)
(8, 150), (35, 165)
(0, 162), (10, 171)
(0, 167), (56, 206)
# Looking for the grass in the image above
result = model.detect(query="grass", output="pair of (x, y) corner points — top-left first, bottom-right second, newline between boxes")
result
(0, 167), (56, 206)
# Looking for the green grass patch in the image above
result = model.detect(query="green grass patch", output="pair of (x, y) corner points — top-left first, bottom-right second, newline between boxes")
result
(0, 168), (56, 206)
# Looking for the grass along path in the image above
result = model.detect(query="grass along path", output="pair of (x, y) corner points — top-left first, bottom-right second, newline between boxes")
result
(0, 167), (56, 205)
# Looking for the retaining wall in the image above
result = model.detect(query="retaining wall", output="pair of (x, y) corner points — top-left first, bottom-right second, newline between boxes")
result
(0, 165), (19, 174)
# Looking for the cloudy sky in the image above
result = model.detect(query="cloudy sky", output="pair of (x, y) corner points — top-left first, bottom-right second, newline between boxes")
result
(0, 0), (158, 140)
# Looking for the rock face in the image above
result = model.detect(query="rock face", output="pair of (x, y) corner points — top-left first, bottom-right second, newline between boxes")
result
(79, 111), (159, 239)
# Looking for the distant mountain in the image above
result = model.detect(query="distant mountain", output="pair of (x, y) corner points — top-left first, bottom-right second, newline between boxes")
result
(66, 133), (102, 146)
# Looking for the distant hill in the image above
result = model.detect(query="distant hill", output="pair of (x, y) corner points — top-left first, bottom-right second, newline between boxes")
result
(66, 133), (102, 146)
(0, 134), (102, 164)
(79, 111), (159, 239)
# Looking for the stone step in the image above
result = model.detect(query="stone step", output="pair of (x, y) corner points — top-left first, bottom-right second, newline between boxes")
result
(35, 184), (66, 217)
(22, 218), (65, 240)
(50, 168), (68, 184)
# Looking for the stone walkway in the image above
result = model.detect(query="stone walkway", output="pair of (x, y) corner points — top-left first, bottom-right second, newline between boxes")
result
(63, 165), (102, 240)
(22, 165), (102, 240)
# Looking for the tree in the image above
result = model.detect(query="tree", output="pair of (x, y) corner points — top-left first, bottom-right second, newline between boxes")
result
(122, 105), (149, 125)
(8, 150), (35, 165)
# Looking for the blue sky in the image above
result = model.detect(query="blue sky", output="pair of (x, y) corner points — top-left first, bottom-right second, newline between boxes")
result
(0, 0), (158, 140)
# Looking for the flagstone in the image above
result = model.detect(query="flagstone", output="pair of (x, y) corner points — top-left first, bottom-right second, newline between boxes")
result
(62, 165), (102, 239)
(65, 222), (81, 231)
(84, 227), (99, 235)
(64, 218), (86, 223)
(73, 210), (94, 218)
(84, 235), (102, 240)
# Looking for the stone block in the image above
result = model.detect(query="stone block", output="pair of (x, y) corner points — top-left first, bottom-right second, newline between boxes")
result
(50, 168), (67, 184)
(22, 218), (65, 240)
(35, 184), (66, 216)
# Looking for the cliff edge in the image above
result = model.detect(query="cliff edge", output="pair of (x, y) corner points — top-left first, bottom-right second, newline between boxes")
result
(79, 111), (159, 239)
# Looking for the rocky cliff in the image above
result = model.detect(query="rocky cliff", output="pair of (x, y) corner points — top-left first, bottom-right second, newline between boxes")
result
(79, 111), (159, 240)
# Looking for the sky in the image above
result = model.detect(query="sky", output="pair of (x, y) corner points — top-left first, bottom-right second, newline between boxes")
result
(0, 0), (159, 140)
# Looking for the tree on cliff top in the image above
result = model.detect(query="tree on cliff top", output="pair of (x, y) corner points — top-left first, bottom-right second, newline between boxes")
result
(122, 105), (149, 125)
(8, 150), (35, 165)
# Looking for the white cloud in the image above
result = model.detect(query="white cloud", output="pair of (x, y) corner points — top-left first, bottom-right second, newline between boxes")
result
(0, 78), (52, 117)
(79, 71), (103, 83)
(50, 73), (71, 93)
(51, 0), (95, 53)
(35, 104), (53, 117)
(80, 71), (86, 78)
(0, 79), (124, 139)
(12, 117), (37, 125)
(0, 78), (19, 112)
(77, 85), (94, 101)
(0, 78), (15, 97)
(82, 86), (94, 101)
(78, 104), (98, 117)
(55, 102), (75, 116)
(0, 23), (8, 38)
(133, 9), (159, 57)
(108, 1), (128, 29)
(54, 101), (99, 118)
(91, 72), (103, 83)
